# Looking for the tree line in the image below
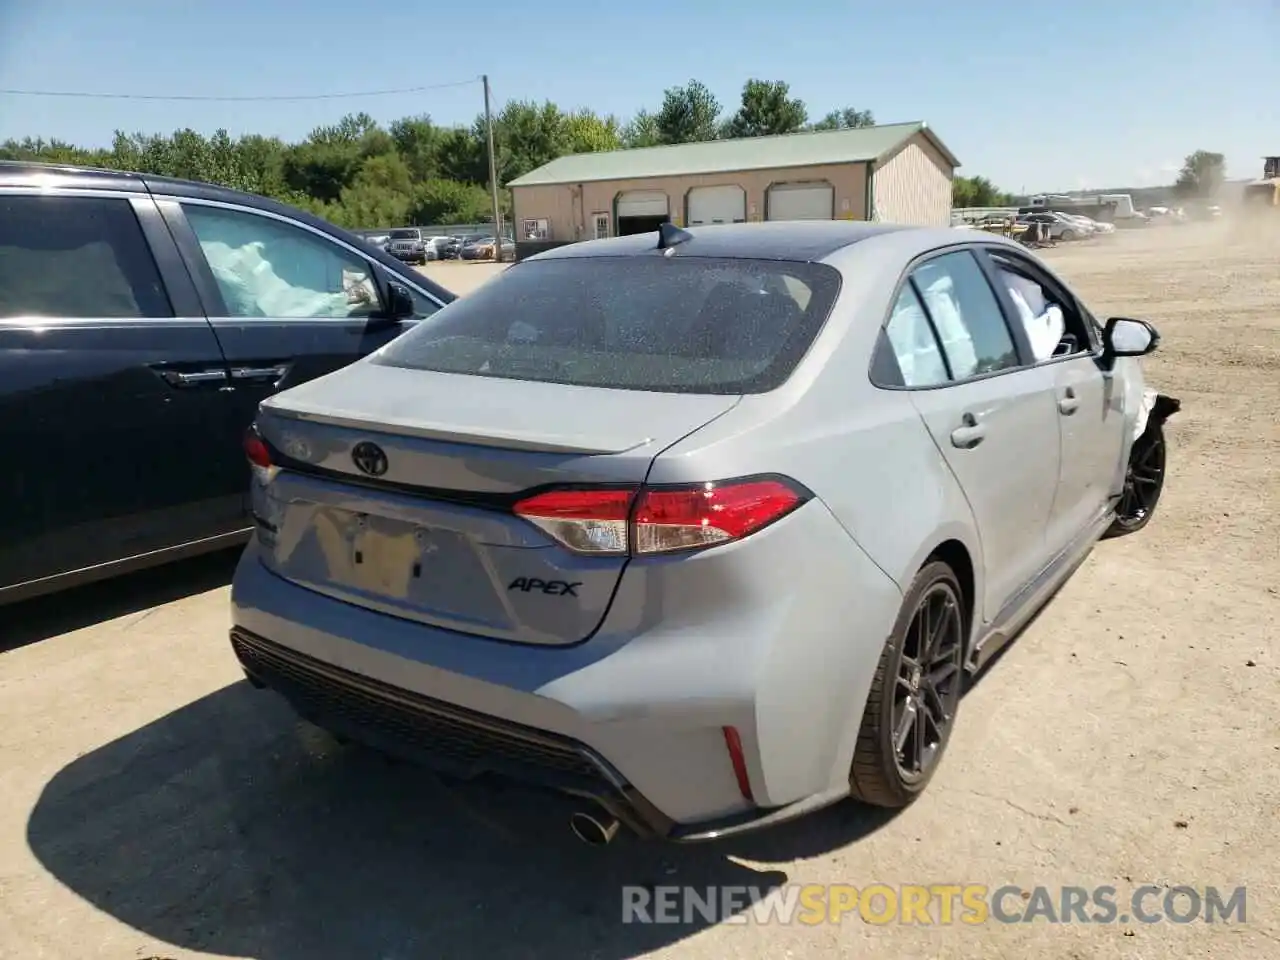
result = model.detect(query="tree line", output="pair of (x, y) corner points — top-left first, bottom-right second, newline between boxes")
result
(0, 78), (1015, 227)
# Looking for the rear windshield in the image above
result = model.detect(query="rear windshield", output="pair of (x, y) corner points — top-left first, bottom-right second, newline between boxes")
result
(389, 229), (420, 240)
(370, 256), (842, 394)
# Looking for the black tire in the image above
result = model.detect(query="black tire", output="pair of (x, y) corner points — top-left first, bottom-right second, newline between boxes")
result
(1104, 421), (1167, 538)
(1061, 229), (1077, 241)
(849, 561), (966, 808)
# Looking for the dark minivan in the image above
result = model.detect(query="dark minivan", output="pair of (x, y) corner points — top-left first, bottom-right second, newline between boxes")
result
(0, 161), (455, 604)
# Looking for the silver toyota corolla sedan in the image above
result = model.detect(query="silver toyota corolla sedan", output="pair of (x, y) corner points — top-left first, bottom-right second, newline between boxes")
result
(229, 221), (1178, 845)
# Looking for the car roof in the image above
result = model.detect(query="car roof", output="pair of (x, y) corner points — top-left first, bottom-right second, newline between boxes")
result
(0, 160), (456, 304)
(530, 220), (921, 264)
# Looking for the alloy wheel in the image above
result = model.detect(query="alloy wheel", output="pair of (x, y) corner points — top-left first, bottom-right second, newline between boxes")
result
(892, 582), (964, 782)
(1115, 429), (1166, 528)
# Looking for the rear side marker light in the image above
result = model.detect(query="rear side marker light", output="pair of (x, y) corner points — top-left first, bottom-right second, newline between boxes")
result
(512, 477), (808, 557)
(722, 726), (754, 801)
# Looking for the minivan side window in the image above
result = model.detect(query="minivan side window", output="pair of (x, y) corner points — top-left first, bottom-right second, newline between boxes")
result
(0, 195), (172, 319)
(910, 251), (1019, 379)
(181, 204), (383, 319)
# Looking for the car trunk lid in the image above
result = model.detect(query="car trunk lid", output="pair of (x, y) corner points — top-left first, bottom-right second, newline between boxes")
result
(252, 362), (738, 645)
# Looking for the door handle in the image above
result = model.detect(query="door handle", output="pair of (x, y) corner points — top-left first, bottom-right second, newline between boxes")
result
(157, 368), (227, 388)
(1058, 387), (1079, 415)
(950, 412), (986, 449)
(229, 363), (290, 384)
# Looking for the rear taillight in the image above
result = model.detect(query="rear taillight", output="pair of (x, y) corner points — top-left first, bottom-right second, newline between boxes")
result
(512, 488), (633, 556)
(244, 426), (271, 468)
(633, 479), (805, 554)
(512, 476), (808, 557)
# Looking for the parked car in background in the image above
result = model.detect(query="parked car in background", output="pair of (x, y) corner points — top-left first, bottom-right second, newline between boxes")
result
(423, 236), (451, 261)
(0, 160), (455, 604)
(1071, 215), (1115, 235)
(1056, 214), (1098, 235)
(364, 233), (390, 250)
(438, 236), (468, 259)
(387, 228), (428, 264)
(231, 221), (1176, 845)
(460, 236), (497, 260)
(1017, 212), (1084, 241)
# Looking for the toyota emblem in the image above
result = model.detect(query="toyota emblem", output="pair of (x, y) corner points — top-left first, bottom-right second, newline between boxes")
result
(351, 441), (389, 477)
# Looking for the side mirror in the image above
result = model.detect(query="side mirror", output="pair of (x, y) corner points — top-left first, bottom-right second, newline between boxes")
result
(385, 281), (416, 321)
(1100, 317), (1158, 371)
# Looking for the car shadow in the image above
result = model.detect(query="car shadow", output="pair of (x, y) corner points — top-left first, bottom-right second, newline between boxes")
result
(27, 681), (895, 960)
(0, 547), (241, 653)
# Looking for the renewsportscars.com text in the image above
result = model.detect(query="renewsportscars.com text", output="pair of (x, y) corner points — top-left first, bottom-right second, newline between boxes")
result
(621, 883), (1248, 926)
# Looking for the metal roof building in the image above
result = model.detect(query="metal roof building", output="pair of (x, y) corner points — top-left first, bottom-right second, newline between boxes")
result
(508, 121), (959, 254)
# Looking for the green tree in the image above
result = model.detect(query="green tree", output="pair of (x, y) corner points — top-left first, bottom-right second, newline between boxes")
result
(725, 79), (808, 138)
(655, 79), (722, 144)
(810, 107), (875, 131)
(389, 115), (442, 181)
(487, 99), (570, 182)
(1174, 150), (1226, 198)
(564, 110), (622, 154)
(620, 109), (662, 148)
(953, 175), (1013, 208)
(409, 178), (499, 225)
(433, 125), (488, 185)
(282, 139), (365, 203)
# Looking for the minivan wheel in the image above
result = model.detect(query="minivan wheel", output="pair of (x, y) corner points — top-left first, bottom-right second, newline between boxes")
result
(849, 561), (965, 808)
(1105, 422), (1167, 538)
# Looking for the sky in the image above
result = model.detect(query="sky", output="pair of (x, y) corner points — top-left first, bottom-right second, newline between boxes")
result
(0, 0), (1275, 192)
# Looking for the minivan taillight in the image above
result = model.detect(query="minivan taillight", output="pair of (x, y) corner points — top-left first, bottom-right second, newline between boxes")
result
(513, 477), (809, 556)
(244, 426), (271, 468)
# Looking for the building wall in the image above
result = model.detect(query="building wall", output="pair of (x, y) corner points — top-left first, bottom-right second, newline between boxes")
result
(872, 133), (954, 226)
(512, 163), (869, 241)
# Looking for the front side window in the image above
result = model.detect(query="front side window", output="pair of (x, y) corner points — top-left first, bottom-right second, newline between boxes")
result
(910, 251), (1018, 379)
(371, 256), (842, 394)
(182, 204), (382, 319)
(988, 253), (1093, 361)
(0, 195), (172, 319)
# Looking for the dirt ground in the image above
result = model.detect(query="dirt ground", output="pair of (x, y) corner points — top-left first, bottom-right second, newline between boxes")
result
(0, 224), (1276, 959)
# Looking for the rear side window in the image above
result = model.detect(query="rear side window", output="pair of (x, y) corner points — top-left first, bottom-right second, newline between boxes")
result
(0, 196), (172, 319)
(884, 284), (949, 387)
(371, 256), (842, 394)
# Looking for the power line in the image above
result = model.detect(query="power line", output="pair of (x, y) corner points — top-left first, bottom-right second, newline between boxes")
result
(0, 77), (482, 102)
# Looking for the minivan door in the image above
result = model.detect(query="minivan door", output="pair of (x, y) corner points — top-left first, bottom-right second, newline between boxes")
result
(155, 198), (436, 517)
(0, 193), (238, 593)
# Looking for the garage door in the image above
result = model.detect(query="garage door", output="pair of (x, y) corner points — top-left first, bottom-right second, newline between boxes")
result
(687, 185), (746, 225)
(616, 190), (670, 218)
(767, 182), (835, 221)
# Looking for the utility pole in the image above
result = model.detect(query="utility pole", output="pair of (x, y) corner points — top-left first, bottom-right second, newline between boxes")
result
(483, 74), (503, 262)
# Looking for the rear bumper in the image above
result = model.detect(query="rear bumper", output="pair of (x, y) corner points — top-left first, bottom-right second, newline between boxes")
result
(231, 626), (852, 840)
(229, 501), (902, 838)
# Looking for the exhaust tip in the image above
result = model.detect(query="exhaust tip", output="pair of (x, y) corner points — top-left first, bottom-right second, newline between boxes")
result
(569, 810), (620, 846)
